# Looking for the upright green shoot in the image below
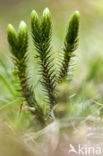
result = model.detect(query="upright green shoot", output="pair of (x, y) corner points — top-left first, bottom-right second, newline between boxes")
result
(58, 11), (80, 82)
(31, 8), (56, 106)
(7, 21), (46, 124)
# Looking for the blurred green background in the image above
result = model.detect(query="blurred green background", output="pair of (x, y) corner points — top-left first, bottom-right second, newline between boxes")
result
(0, 0), (103, 132)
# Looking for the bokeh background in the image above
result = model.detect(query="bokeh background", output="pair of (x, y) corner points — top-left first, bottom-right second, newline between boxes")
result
(0, 0), (103, 155)
(0, 0), (103, 149)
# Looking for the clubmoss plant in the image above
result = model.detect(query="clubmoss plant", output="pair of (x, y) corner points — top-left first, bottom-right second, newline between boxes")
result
(7, 8), (80, 127)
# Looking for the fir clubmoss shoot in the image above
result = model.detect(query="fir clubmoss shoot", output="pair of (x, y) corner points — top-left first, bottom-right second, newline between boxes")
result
(31, 8), (56, 106)
(58, 11), (80, 82)
(7, 21), (46, 124)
